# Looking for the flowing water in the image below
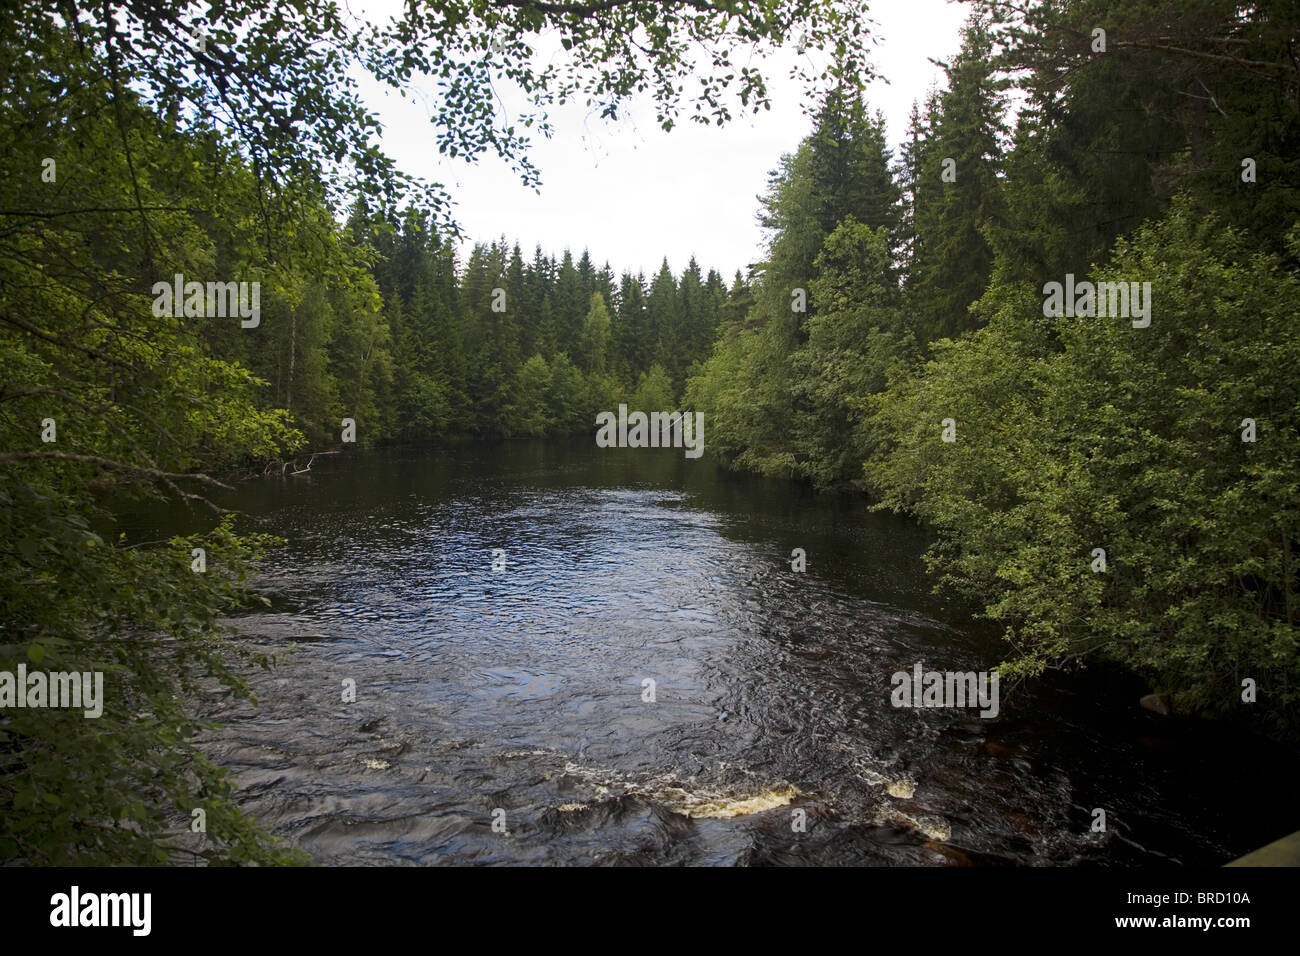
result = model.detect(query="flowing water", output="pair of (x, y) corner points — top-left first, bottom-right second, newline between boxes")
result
(127, 440), (1297, 865)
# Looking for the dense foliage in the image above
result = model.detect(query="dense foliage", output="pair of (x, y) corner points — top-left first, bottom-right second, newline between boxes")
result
(687, 0), (1300, 734)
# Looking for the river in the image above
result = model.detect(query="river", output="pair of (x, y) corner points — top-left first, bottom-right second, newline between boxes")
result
(126, 440), (1297, 865)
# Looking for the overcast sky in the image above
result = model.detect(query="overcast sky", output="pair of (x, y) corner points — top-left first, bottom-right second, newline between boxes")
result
(352, 0), (973, 279)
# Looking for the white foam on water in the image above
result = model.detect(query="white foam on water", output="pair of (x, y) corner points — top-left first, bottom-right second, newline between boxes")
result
(554, 759), (800, 819)
(873, 803), (952, 842)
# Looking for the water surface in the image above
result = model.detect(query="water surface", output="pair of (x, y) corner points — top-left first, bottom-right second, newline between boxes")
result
(134, 440), (1295, 865)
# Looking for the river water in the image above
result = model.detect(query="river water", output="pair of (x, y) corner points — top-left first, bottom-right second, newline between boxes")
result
(139, 440), (1295, 865)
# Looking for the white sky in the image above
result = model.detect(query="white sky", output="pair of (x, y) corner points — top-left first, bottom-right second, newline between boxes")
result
(351, 0), (973, 279)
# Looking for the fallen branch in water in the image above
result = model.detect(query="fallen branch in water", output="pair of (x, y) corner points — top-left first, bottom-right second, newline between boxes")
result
(257, 449), (342, 477)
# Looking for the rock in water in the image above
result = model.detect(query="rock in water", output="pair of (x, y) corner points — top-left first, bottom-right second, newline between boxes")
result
(1140, 693), (1172, 716)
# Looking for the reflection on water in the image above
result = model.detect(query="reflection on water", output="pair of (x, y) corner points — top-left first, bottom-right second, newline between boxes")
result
(125, 440), (1298, 865)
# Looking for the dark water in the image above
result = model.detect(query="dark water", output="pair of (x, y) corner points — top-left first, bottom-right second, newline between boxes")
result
(132, 440), (1297, 865)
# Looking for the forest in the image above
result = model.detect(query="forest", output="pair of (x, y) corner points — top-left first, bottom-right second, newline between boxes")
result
(2, 0), (1298, 865)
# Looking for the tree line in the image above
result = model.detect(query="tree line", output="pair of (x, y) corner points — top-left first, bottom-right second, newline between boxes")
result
(311, 206), (740, 444)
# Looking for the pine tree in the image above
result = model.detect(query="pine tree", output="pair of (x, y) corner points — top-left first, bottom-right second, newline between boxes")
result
(554, 250), (584, 361)
(615, 272), (648, 380)
(647, 259), (684, 387)
(908, 15), (1007, 344)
